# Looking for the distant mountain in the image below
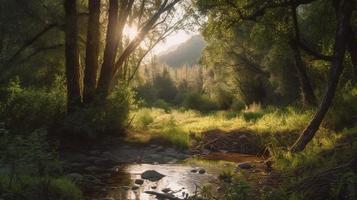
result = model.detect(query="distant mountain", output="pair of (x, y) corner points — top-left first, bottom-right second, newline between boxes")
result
(158, 35), (205, 68)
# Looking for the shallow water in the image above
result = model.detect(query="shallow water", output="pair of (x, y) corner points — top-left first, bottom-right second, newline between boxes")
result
(106, 164), (216, 200)
(98, 152), (263, 200)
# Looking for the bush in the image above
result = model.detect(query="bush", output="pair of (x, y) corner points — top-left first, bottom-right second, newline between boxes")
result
(152, 99), (171, 112)
(135, 108), (154, 128)
(0, 78), (66, 133)
(0, 127), (81, 200)
(182, 93), (218, 112)
(62, 86), (131, 139)
(0, 176), (82, 200)
(48, 178), (83, 200)
(325, 83), (357, 130)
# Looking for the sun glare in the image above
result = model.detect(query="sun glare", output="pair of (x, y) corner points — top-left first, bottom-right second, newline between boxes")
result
(123, 25), (138, 40)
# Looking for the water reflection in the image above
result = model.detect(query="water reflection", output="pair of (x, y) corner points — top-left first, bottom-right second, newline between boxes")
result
(106, 164), (216, 200)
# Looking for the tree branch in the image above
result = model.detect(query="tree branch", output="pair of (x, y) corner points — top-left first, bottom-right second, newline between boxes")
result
(6, 23), (58, 64)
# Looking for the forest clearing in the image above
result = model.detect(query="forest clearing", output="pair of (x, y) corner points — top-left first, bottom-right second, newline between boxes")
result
(0, 0), (357, 200)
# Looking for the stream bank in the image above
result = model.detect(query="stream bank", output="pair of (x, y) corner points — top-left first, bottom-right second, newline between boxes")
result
(61, 136), (273, 200)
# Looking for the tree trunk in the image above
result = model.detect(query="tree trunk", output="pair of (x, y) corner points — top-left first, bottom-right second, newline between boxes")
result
(290, 0), (353, 153)
(290, 5), (317, 107)
(64, 0), (82, 112)
(290, 40), (317, 106)
(347, 26), (357, 78)
(333, 0), (357, 79)
(96, 0), (134, 100)
(83, 0), (101, 104)
(95, 0), (119, 101)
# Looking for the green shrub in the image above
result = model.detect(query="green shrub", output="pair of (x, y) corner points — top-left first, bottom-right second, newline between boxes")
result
(263, 189), (302, 200)
(0, 176), (82, 200)
(62, 86), (131, 139)
(0, 128), (81, 200)
(0, 79), (66, 133)
(152, 99), (171, 112)
(325, 83), (357, 130)
(242, 111), (264, 122)
(136, 108), (154, 128)
(182, 93), (218, 112)
(48, 178), (83, 200)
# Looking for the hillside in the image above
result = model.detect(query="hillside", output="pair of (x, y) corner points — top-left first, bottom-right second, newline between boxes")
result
(158, 35), (205, 67)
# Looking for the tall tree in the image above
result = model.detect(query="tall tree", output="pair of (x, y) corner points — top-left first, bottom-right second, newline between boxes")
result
(290, 0), (354, 152)
(83, 0), (101, 104)
(290, 4), (317, 106)
(64, 0), (82, 112)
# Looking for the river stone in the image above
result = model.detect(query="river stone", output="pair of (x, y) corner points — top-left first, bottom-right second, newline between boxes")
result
(162, 188), (171, 193)
(191, 169), (198, 173)
(238, 162), (254, 169)
(141, 170), (165, 182)
(135, 179), (144, 185)
(198, 169), (206, 174)
(132, 186), (140, 190)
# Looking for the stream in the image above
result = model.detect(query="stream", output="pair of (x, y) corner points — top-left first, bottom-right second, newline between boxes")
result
(62, 142), (264, 200)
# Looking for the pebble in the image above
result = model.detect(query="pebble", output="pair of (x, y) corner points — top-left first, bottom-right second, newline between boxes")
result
(198, 169), (206, 174)
(132, 186), (139, 190)
(238, 162), (253, 169)
(135, 179), (144, 185)
(162, 188), (171, 193)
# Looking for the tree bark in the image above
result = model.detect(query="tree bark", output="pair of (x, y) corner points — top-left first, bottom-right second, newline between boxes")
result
(95, 0), (120, 102)
(347, 26), (357, 78)
(290, 0), (353, 153)
(64, 0), (82, 112)
(83, 0), (101, 104)
(290, 40), (317, 106)
(95, 0), (180, 99)
(96, 0), (134, 100)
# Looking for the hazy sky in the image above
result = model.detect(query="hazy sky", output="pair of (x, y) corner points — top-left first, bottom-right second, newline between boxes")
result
(152, 30), (195, 55)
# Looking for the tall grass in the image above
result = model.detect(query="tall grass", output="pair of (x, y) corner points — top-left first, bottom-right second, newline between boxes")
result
(129, 106), (313, 149)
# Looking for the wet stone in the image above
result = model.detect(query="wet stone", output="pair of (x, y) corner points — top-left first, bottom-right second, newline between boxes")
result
(238, 162), (254, 169)
(141, 170), (165, 182)
(198, 169), (206, 174)
(135, 179), (144, 185)
(132, 186), (140, 190)
(162, 188), (171, 193)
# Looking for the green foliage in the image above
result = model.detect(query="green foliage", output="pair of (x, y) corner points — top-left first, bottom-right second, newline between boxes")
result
(48, 178), (83, 200)
(152, 99), (171, 112)
(193, 177), (250, 200)
(135, 108), (154, 128)
(0, 127), (81, 200)
(0, 176), (82, 200)
(182, 93), (218, 112)
(325, 83), (357, 130)
(331, 171), (357, 200)
(0, 78), (66, 133)
(263, 189), (302, 200)
(62, 86), (131, 139)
